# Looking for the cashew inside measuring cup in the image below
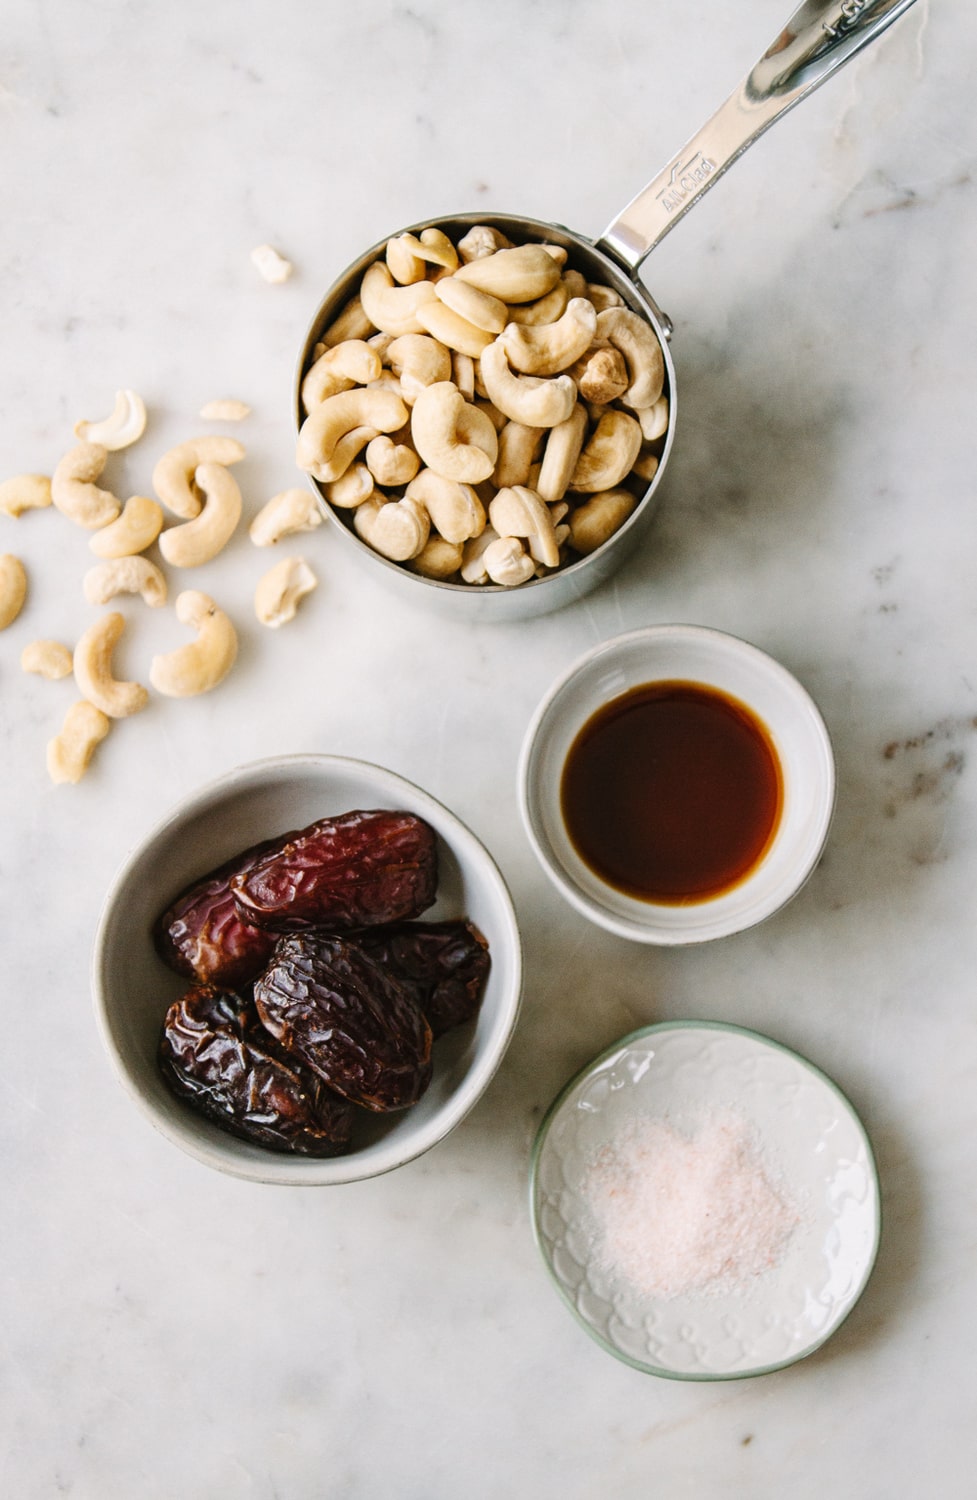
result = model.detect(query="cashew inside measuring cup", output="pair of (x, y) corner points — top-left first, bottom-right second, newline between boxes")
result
(295, 0), (920, 593)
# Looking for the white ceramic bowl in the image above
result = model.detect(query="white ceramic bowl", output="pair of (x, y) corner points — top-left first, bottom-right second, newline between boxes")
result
(518, 625), (835, 944)
(92, 755), (523, 1184)
(531, 1022), (881, 1380)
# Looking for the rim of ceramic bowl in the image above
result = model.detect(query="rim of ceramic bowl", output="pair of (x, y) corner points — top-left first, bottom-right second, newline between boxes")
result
(528, 1019), (883, 1380)
(91, 753), (524, 1185)
(517, 624), (836, 944)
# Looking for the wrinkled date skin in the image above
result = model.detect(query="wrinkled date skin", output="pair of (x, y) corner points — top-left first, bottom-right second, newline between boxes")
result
(159, 984), (355, 1155)
(254, 933), (433, 1111)
(153, 835), (288, 989)
(231, 810), (438, 934)
(359, 920), (490, 1038)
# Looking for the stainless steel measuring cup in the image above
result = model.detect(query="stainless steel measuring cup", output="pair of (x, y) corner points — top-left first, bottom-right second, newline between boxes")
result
(296, 0), (919, 621)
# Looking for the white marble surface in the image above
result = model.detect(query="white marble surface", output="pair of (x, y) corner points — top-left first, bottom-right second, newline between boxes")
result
(2, 1), (974, 1494)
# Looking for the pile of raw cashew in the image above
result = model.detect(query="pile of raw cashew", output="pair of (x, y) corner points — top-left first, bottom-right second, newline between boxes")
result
(296, 225), (669, 587)
(1, 392), (321, 784)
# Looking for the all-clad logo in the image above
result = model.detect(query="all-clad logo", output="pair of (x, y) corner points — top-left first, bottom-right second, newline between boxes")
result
(823, 0), (870, 38)
(655, 152), (716, 215)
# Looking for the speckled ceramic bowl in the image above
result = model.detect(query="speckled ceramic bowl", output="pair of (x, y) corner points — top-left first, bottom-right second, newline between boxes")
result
(92, 755), (523, 1185)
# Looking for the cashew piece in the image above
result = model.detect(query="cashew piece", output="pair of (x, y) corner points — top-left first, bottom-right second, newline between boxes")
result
(52, 444), (121, 530)
(454, 245), (562, 303)
(489, 486), (560, 568)
(158, 462), (242, 568)
(569, 410), (643, 493)
(460, 526), (502, 584)
(482, 535), (535, 587)
(73, 389), (147, 450)
(22, 639), (73, 679)
(296, 388), (408, 483)
(386, 236), (427, 285)
(249, 487), (324, 545)
(320, 295), (375, 347)
(152, 437), (246, 520)
(568, 488), (638, 555)
(410, 383), (498, 484)
(301, 339), (382, 413)
(365, 436), (420, 487)
(457, 225), (512, 262)
(536, 404), (589, 504)
(452, 352), (476, 401)
(353, 495), (430, 561)
(434, 277), (508, 334)
(632, 449), (661, 482)
(83, 557), (167, 608)
(387, 228), (459, 275)
(73, 612), (148, 718)
(505, 279), (571, 328)
(89, 495), (164, 558)
(254, 557), (318, 628)
(492, 422), (545, 489)
(359, 263), (438, 337)
(479, 341), (576, 428)
(0, 554), (27, 629)
(47, 701), (111, 784)
(385, 334), (452, 404)
(150, 591), (238, 697)
(637, 396), (670, 442)
(502, 298), (597, 376)
(594, 307), (665, 410)
(0, 474), (52, 518)
(405, 469), (485, 544)
(587, 283), (625, 310)
(409, 536), (464, 580)
(199, 398), (251, 422)
(415, 300), (495, 358)
(323, 463), (375, 509)
(568, 345), (630, 405)
(251, 244), (293, 283)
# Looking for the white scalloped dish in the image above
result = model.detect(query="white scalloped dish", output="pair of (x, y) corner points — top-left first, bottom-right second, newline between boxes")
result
(530, 1022), (880, 1379)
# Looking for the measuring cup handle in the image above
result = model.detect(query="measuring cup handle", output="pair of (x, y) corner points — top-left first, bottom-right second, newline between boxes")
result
(599, 0), (919, 272)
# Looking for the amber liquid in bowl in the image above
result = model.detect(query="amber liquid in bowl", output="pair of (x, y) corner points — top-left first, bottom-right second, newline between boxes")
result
(560, 681), (783, 905)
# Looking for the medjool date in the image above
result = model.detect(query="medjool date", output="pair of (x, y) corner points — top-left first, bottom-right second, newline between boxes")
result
(153, 835), (286, 989)
(159, 983), (355, 1155)
(358, 920), (490, 1037)
(230, 809), (438, 933)
(254, 933), (433, 1111)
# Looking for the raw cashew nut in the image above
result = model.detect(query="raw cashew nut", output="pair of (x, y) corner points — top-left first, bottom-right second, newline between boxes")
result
(353, 495), (429, 561)
(158, 462), (242, 567)
(457, 225), (512, 262)
(568, 488), (638, 555)
(460, 526), (502, 584)
(22, 639), (73, 679)
(199, 398), (251, 422)
(637, 396), (670, 442)
(434, 277), (508, 334)
(410, 383), (498, 484)
(47, 701), (110, 784)
(568, 345), (630, 405)
(569, 410), (643, 492)
(386, 236), (427, 285)
(586, 283), (625, 311)
(0, 474), (52, 518)
(415, 300), (495, 358)
(454, 245), (562, 303)
(359, 263), (438, 337)
(405, 470), (485, 544)
(502, 298), (597, 376)
(385, 335), (452, 403)
(452, 352), (475, 400)
(83, 557), (167, 608)
(301, 339), (382, 413)
(152, 437), (246, 520)
(632, 449), (661, 482)
(536, 404), (589, 503)
(493, 422), (545, 489)
(0, 553), (27, 629)
(409, 536), (464, 580)
(296, 388), (408, 483)
(489, 486), (560, 568)
(594, 307), (665, 410)
(52, 444), (121, 530)
(254, 557), (318, 628)
(482, 535), (535, 587)
(89, 495), (164, 558)
(479, 341), (576, 428)
(320, 296), (375, 347)
(73, 612), (148, 718)
(249, 487), (323, 545)
(73, 389), (147, 450)
(387, 228), (459, 276)
(251, 244), (293, 283)
(150, 591), (238, 697)
(323, 463), (375, 510)
(505, 279), (571, 328)
(365, 436), (420, 487)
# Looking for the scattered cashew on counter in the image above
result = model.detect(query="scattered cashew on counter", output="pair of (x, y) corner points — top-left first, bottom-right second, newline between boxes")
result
(296, 223), (670, 586)
(150, 590), (238, 697)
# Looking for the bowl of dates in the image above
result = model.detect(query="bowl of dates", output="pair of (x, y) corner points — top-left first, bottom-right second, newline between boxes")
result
(92, 755), (523, 1183)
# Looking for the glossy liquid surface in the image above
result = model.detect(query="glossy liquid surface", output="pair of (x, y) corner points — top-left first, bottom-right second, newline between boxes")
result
(560, 681), (783, 904)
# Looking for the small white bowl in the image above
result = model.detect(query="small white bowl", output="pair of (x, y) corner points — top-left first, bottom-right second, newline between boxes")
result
(518, 625), (835, 944)
(531, 1021), (881, 1380)
(92, 755), (523, 1185)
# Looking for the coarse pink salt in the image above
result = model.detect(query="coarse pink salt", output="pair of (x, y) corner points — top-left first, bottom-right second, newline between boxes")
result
(582, 1111), (799, 1300)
